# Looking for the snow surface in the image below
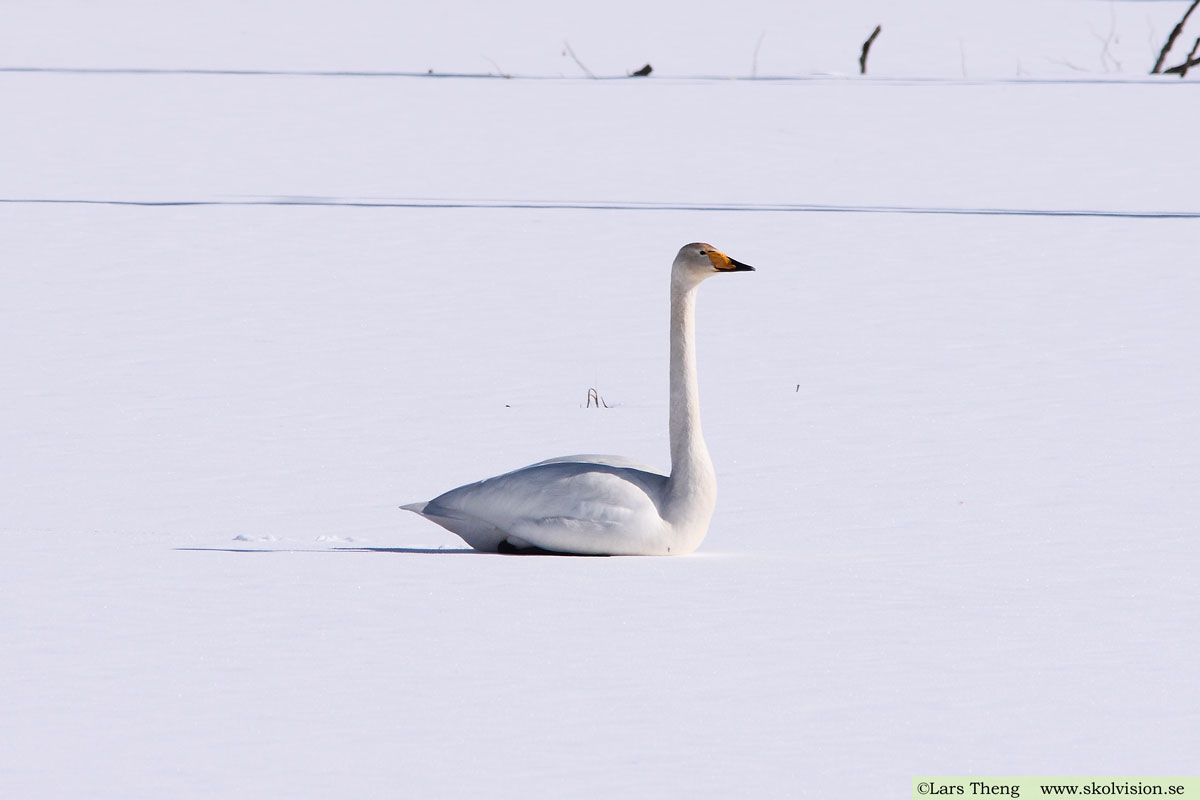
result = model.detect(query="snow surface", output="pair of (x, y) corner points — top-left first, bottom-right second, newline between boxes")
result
(2, 1), (1199, 798)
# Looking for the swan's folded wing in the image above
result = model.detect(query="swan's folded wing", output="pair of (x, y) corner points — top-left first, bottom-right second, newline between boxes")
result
(526, 454), (665, 474)
(425, 460), (669, 555)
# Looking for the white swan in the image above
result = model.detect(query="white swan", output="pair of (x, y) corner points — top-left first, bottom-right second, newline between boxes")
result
(402, 242), (755, 555)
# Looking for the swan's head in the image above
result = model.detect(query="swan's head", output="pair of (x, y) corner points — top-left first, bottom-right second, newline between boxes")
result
(672, 242), (755, 287)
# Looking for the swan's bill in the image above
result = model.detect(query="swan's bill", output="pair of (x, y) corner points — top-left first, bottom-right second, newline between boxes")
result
(704, 250), (756, 272)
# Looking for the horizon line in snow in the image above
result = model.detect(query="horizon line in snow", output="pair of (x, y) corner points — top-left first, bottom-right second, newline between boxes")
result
(1, 65), (1191, 86)
(3, 196), (1198, 219)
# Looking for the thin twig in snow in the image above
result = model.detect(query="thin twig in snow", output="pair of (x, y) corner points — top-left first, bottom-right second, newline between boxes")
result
(481, 56), (510, 79)
(563, 41), (596, 79)
(1088, 3), (1121, 73)
(751, 31), (766, 78)
(585, 388), (608, 408)
(1045, 57), (1090, 73)
(1146, 14), (1159, 65)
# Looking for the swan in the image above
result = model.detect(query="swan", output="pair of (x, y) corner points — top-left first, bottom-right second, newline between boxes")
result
(401, 242), (755, 555)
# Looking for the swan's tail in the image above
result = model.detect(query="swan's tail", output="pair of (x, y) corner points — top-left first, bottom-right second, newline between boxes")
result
(398, 500), (506, 552)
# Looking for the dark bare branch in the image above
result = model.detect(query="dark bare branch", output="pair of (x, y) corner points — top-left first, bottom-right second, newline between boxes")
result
(1152, 0), (1200, 73)
(1163, 44), (1200, 75)
(859, 25), (882, 75)
(1180, 37), (1200, 77)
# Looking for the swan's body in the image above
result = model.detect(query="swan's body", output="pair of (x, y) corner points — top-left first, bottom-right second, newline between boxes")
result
(402, 242), (754, 555)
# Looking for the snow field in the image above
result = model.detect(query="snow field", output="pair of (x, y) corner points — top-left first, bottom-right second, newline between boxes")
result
(3, 1), (1199, 796)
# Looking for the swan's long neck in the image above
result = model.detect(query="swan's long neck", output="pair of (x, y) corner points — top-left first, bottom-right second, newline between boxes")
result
(666, 276), (716, 526)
